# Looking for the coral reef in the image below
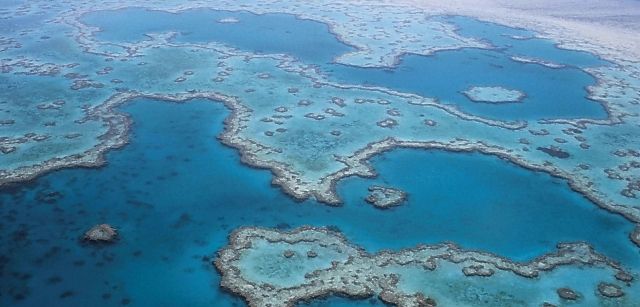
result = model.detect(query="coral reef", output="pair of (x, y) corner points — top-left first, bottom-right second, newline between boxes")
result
(365, 185), (407, 209)
(462, 86), (526, 104)
(83, 224), (117, 242)
(216, 226), (634, 307)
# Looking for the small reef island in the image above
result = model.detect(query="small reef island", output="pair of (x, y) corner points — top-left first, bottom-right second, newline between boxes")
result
(365, 185), (407, 209)
(1, 0), (640, 306)
(462, 86), (526, 104)
(217, 17), (240, 24)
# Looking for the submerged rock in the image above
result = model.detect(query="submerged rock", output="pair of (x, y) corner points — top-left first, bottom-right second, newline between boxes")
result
(0, 146), (16, 154)
(597, 282), (624, 298)
(83, 224), (117, 242)
(615, 271), (634, 283)
(423, 119), (437, 127)
(556, 287), (579, 300)
(376, 118), (398, 129)
(462, 265), (495, 277)
(631, 227), (640, 247)
(536, 146), (570, 159)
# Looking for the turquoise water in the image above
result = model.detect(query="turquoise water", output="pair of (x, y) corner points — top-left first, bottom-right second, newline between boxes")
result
(82, 8), (355, 64)
(3, 6), (637, 306)
(338, 150), (638, 264)
(0, 11), (51, 34)
(0, 98), (636, 306)
(326, 15), (609, 120)
(82, 8), (609, 121)
(437, 15), (609, 68)
(299, 297), (384, 307)
(326, 50), (605, 120)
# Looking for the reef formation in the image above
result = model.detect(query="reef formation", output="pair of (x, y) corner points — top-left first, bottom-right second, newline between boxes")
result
(83, 224), (117, 242)
(216, 227), (634, 306)
(462, 86), (526, 104)
(1, 0), (640, 305)
(365, 185), (407, 209)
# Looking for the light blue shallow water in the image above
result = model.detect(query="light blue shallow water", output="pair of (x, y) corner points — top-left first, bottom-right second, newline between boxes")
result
(82, 8), (610, 121)
(0, 10), (52, 35)
(0, 99), (636, 306)
(434, 15), (609, 69)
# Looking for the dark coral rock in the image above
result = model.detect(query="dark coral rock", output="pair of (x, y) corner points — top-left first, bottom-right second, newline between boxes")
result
(615, 271), (634, 283)
(556, 287), (579, 300)
(376, 118), (398, 129)
(462, 265), (495, 277)
(83, 224), (117, 242)
(537, 146), (570, 159)
(597, 282), (624, 298)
